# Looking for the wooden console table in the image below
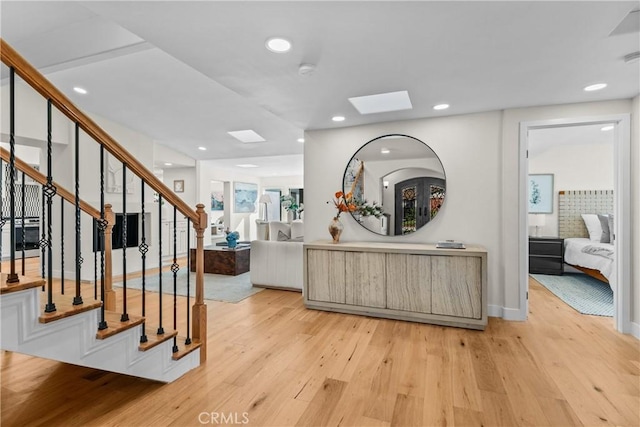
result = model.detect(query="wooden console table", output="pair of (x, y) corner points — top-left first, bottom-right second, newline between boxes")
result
(190, 245), (250, 276)
(303, 241), (488, 330)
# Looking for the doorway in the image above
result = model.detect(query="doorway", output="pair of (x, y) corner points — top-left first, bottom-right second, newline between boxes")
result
(519, 115), (631, 333)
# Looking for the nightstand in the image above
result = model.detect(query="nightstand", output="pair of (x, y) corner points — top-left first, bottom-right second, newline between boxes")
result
(529, 237), (564, 275)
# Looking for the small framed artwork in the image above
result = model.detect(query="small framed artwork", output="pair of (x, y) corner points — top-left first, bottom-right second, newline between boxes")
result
(528, 174), (553, 213)
(173, 180), (184, 193)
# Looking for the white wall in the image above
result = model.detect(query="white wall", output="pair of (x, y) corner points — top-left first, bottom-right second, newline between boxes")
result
(196, 162), (262, 243)
(306, 111), (503, 308)
(307, 99), (637, 323)
(162, 167), (197, 209)
(631, 95), (639, 332)
(529, 142), (614, 237)
(0, 81), (70, 145)
(259, 175), (304, 221)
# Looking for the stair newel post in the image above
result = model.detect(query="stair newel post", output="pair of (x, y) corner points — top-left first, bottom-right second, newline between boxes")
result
(73, 123), (83, 305)
(120, 165), (129, 322)
(7, 67), (18, 283)
(43, 100), (56, 313)
(103, 204), (116, 311)
(171, 206), (179, 353)
(157, 194), (164, 336)
(138, 179), (148, 343)
(192, 204), (207, 362)
(185, 218), (191, 346)
(97, 146), (108, 330)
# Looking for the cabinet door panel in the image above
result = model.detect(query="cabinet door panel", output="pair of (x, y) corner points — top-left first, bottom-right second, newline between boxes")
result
(307, 249), (346, 303)
(386, 253), (431, 313)
(431, 256), (481, 319)
(345, 252), (385, 308)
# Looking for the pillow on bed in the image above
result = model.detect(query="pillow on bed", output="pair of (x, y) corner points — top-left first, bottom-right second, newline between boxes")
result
(581, 214), (603, 242)
(608, 213), (614, 242)
(597, 214), (610, 243)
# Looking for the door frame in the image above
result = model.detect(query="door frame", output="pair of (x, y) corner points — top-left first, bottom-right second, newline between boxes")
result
(519, 114), (631, 333)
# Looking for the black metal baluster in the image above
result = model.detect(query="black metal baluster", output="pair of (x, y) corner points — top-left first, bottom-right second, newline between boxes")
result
(139, 180), (148, 343)
(60, 197), (64, 294)
(7, 67), (18, 283)
(73, 123), (83, 305)
(41, 182), (45, 281)
(185, 218), (191, 346)
(97, 145), (107, 330)
(43, 100), (56, 313)
(20, 171), (25, 276)
(94, 246), (98, 300)
(172, 206), (178, 353)
(121, 165), (129, 321)
(157, 194), (164, 335)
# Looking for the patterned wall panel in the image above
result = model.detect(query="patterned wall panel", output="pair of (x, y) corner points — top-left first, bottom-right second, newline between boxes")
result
(558, 190), (613, 238)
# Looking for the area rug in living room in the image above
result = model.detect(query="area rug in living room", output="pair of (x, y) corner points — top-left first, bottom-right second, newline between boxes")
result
(113, 269), (263, 303)
(530, 272), (613, 317)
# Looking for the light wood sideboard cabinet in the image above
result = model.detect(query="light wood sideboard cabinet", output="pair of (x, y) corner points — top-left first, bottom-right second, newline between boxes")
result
(303, 241), (488, 330)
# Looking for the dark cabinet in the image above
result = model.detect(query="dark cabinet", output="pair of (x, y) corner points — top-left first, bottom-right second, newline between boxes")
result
(529, 237), (564, 275)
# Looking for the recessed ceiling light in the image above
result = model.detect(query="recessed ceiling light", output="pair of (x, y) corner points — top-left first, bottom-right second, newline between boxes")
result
(236, 164), (259, 168)
(265, 37), (291, 53)
(73, 87), (87, 95)
(164, 162), (172, 166)
(601, 125), (614, 131)
(227, 130), (266, 143)
(584, 83), (607, 92)
(198, 146), (207, 151)
(433, 104), (450, 110)
(297, 138), (305, 143)
(348, 90), (413, 114)
(332, 116), (345, 122)
(381, 148), (390, 154)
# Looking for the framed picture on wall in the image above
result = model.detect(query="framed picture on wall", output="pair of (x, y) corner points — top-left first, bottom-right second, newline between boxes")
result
(233, 182), (258, 213)
(528, 174), (553, 213)
(173, 180), (184, 193)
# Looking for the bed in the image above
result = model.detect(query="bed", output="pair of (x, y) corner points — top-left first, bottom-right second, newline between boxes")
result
(558, 190), (615, 290)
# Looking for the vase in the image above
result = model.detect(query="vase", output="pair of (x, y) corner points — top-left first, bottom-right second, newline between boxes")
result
(286, 210), (294, 223)
(328, 217), (344, 243)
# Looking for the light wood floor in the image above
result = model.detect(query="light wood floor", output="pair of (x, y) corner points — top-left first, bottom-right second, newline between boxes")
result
(1, 259), (638, 427)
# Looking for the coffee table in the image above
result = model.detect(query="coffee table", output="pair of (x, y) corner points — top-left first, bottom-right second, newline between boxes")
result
(189, 244), (250, 276)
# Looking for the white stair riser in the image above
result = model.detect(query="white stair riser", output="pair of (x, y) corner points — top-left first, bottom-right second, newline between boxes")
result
(1, 288), (198, 383)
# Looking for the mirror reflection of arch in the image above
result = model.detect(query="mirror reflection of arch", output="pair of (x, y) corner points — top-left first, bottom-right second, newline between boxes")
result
(342, 134), (446, 236)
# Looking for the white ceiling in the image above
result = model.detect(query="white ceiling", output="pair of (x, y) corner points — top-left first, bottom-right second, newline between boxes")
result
(528, 123), (615, 157)
(1, 1), (638, 178)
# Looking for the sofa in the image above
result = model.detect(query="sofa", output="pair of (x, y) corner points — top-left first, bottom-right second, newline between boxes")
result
(250, 220), (304, 292)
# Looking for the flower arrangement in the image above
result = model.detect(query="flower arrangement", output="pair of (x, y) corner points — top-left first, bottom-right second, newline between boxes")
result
(328, 191), (357, 219)
(280, 195), (304, 213)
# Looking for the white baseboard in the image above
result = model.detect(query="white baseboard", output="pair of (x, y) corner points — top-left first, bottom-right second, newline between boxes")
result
(488, 305), (526, 321)
(631, 321), (640, 340)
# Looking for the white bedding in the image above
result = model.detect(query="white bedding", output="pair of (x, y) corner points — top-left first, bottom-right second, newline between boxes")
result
(564, 238), (615, 289)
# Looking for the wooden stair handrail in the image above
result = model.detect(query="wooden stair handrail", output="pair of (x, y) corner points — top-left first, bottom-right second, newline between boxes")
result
(1, 147), (101, 219)
(0, 39), (199, 227)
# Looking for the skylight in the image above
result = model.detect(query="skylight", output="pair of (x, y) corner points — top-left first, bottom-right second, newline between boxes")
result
(227, 130), (266, 143)
(348, 90), (412, 115)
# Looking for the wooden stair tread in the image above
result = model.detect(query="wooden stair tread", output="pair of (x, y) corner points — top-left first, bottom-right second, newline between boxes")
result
(172, 339), (202, 361)
(38, 294), (102, 324)
(138, 327), (178, 351)
(95, 311), (144, 339)
(1, 273), (45, 295)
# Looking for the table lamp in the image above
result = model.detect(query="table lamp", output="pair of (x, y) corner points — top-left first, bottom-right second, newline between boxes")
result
(259, 194), (272, 221)
(529, 214), (546, 237)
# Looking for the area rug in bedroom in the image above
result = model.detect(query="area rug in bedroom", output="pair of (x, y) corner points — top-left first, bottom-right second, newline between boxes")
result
(113, 269), (263, 303)
(531, 273), (613, 317)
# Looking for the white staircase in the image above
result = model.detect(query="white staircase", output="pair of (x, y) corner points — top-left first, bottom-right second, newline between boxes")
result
(1, 285), (200, 383)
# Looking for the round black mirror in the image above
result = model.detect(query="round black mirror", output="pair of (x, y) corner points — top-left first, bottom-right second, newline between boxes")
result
(342, 134), (446, 236)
